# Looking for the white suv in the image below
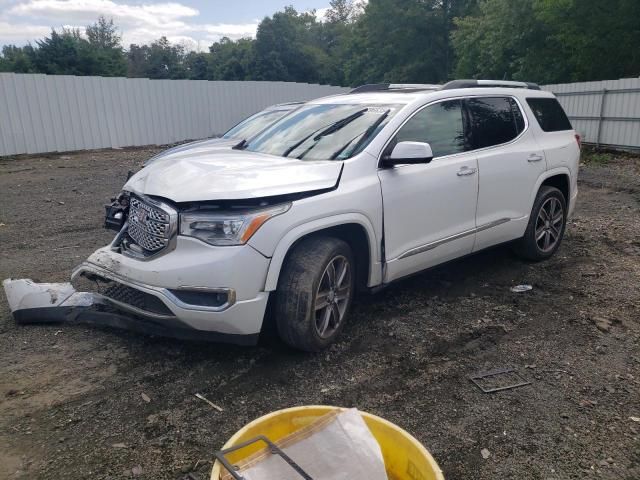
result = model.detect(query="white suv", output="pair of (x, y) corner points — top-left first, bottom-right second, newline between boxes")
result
(10, 80), (580, 351)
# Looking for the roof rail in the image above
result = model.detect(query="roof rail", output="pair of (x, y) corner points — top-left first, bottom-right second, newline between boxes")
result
(350, 83), (440, 94)
(442, 79), (540, 90)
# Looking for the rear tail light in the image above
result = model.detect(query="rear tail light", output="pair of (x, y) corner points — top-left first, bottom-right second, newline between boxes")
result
(575, 134), (581, 149)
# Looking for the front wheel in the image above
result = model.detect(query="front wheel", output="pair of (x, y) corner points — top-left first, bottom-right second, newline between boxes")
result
(275, 237), (355, 352)
(514, 186), (567, 261)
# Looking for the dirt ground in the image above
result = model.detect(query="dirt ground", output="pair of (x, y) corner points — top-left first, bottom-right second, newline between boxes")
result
(0, 147), (639, 480)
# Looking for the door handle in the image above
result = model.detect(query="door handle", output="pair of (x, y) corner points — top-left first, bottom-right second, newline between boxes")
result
(528, 154), (544, 162)
(457, 166), (477, 176)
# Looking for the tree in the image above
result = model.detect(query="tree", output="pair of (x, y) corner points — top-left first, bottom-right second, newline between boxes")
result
(451, 0), (640, 84)
(1, 4), (637, 85)
(27, 18), (126, 77)
(85, 16), (126, 76)
(208, 37), (255, 80)
(127, 37), (186, 79)
(0, 45), (36, 73)
(345, 0), (468, 85)
(325, 0), (358, 23)
(33, 28), (88, 75)
(126, 44), (148, 78)
(253, 7), (324, 82)
(184, 51), (209, 80)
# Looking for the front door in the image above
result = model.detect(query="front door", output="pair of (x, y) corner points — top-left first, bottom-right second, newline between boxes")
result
(378, 99), (479, 283)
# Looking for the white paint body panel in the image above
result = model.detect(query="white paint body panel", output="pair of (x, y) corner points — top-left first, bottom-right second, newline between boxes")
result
(250, 157), (384, 290)
(3, 86), (580, 338)
(124, 149), (343, 202)
(2, 279), (93, 311)
(76, 239), (272, 335)
(472, 124), (547, 251)
(378, 152), (479, 282)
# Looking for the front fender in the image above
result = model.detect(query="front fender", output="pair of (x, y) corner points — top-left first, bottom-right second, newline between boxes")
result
(260, 213), (381, 292)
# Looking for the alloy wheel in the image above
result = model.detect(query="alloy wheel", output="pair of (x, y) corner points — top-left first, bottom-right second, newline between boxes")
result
(535, 197), (564, 252)
(314, 255), (351, 339)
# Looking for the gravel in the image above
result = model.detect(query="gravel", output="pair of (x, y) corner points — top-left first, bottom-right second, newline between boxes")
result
(1, 147), (639, 480)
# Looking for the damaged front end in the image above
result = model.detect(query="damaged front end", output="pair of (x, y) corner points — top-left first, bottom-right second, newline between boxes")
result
(2, 190), (255, 344)
(104, 190), (129, 232)
(2, 275), (251, 342)
(3, 279), (97, 323)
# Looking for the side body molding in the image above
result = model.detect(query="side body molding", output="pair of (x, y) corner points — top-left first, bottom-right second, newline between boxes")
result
(262, 213), (381, 292)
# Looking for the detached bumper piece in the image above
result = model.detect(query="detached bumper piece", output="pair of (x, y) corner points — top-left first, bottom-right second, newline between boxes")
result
(2, 278), (257, 345)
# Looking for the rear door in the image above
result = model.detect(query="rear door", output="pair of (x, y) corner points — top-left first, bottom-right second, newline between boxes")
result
(467, 96), (547, 251)
(378, 99), (479, 282)
(526, 97), (580, 211)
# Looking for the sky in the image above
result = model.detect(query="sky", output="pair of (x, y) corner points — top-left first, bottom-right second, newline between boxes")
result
(0, 0), (333, 49)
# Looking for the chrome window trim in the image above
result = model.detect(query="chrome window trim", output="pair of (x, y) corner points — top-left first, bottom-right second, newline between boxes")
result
(396, 218), (510, 260)
(377, 94), (530, 167)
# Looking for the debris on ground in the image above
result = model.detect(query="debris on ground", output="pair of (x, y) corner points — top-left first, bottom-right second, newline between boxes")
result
(510, 284), (533, 293)
(195, 393), (223, 412)
(131, 465), (143, 476)
(470, 368), (531, 393)
(481, 448), (491, 459)
(140, 393), (151, 403)
(593, 316), (613, 332)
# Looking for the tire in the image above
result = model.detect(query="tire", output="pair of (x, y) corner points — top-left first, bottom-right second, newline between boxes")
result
(514, 186), (567, 261)
(275, 236), (355, 352)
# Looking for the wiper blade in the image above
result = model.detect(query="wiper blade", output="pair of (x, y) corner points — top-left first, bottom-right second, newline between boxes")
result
(312, 108), (367, 141)
(232, 139), (247, 150)
(282, 108), (368, 158)
(331, 108), (391, 160)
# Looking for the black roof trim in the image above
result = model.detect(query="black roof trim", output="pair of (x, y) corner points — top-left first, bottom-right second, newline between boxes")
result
(350, 84), (392, 93)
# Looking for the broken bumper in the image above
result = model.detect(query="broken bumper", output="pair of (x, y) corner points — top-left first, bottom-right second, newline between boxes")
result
(4, 240), (275, 345)
(2, 278), (263, 345)
(3, 237), (272, 344)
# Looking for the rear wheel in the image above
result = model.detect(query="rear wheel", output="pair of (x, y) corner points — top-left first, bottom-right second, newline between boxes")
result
(275, 237), (355, 352)
(514, 186), (567, 261)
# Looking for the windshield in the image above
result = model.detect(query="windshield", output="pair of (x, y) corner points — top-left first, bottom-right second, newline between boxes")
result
(244, 103), (401, 161)
(223, 109), (292, 140)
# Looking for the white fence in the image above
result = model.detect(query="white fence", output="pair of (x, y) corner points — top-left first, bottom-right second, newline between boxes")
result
(0, 73), (348, 157)
(543, 78), (640, 151)
(2, 74), (638, 156)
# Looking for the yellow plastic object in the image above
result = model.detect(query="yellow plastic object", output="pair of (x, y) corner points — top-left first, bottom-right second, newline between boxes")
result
(211, 405), (444, 480)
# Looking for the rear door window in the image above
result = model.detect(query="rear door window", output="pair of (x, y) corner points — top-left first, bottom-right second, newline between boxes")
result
(526, 98), (573, 132)
(395, 99), (466, 157)
(466, 97), (524, 149)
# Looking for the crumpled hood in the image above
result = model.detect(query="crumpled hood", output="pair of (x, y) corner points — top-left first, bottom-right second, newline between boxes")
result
(125, 146), (343, 202)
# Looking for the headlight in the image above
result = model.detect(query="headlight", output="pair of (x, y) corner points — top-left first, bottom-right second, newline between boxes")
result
(179, 203), (291, 246)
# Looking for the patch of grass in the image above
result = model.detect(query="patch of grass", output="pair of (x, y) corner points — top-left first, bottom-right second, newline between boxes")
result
(582, 150), (614, 166)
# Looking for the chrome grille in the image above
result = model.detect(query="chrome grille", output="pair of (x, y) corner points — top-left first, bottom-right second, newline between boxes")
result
(126, 196), (171, 253)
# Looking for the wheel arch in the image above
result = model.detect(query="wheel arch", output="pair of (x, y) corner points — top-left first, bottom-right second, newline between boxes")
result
(263, 214), (380, 292)
(530, 167), (571, 212)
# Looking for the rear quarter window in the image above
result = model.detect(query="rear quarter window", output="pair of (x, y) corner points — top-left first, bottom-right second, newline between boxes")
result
(466, 97), (524, 149)
(526, 98), (573, 132)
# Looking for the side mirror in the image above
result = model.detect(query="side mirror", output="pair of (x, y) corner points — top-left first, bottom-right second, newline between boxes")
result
(382, 141), (434, 167)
